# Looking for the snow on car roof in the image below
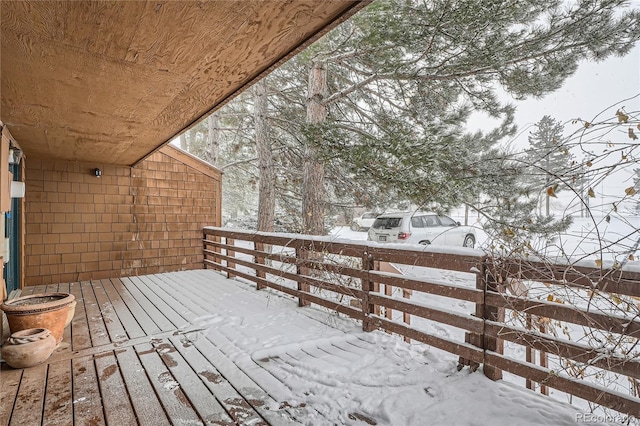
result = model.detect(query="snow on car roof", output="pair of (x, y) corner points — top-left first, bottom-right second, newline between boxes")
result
(376, 211), (438, 217)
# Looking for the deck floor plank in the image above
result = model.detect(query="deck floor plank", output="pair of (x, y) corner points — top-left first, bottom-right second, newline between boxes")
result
(94, 352), (137, 425)
(81, 281), (110, 347)
(72, 355), (105, 426)
(116, 346), (171, 426)
(109, 278), (162, 336)
(169, 334), (268, 426)
(101, 279), (146, 340)
(133, 272), (309, 423)
(92, 280), (128, 344)
(150, 338), (234, 425)
(138, 275), (202, 322)
(117, 277), (175, 332)
(42, 359), (73, 426)
(0, 367), (22, 426)
(189, 335), (297, 426)
(8, 363), (47, 426)
(69, 281), (92, 351)
(135, 342), (203, 425)
(145, 274), (209, 319)
(17, 285), (37, 296)
(126, 276), (190, 329)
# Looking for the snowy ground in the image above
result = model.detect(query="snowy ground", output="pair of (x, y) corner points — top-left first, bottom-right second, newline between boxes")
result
(195, 269), (607, 425)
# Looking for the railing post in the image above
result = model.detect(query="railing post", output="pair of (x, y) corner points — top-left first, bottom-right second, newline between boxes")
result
(459, 261), (485, 372)
(362, 250), (375, 332)
(203, 230), (208, 269)
(482, 260), (504, 381)
(226, 238), (236, 279)
(255, 242), (265, 290)
(402, 288), (412, 343)
(296, 247), (311, 307)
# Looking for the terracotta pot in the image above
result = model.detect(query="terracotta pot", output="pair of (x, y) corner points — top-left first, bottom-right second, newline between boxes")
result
(65, 300), (77, 327)
(1, 293), (75, 345)
(1, 328), (57, 368)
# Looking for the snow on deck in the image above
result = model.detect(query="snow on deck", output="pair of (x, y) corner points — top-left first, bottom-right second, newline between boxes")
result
(1, 270), (609, 425)
(172, 269), (599, 425)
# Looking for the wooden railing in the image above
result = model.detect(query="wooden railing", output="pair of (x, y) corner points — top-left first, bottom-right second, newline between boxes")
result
(203, 227), (640, 418)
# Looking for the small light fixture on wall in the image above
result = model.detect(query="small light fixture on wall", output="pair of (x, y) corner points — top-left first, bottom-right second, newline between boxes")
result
(94, 168), (102, 178)
(8, 148), (22, 164)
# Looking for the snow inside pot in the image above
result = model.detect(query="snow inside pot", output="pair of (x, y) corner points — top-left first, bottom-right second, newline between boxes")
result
(0, 293), (75, 345)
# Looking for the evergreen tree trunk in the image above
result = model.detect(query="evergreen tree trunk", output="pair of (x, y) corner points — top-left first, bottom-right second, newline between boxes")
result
(179, 134), (188, 151)
(255, 79), (275, 233)
(207, 114), (219, 166)
(302, 61), (327, 235)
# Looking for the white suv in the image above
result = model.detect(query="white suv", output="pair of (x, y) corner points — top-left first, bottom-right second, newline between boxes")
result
(367, 211), (476, 248)
(351, 211), (379, 231)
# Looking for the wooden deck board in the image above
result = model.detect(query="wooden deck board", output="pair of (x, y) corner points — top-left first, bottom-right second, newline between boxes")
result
(95, 352), (137, 425)
(144, 274), (207, 320)
(117, 277), (176, 332)
(42, 359), (73, 426)
(188, 337), (296, 426)
(72, 355), (105, 426)
(69, 282), (92, 351)
(8, 363), (47, 426)
(116, 346), (171, 426)
(150, 338), (234, 425)
(169, 334), (268, 426)
(125, 276), (190, 329)
(101, 279), (145, 340)
(2, 271), (307, 426)
(92, 280), (128, 344)
(81, 281), (110, 347)
(0, 367), (22, 426)
(135, 342), (203, 425)
(109, 279), (161, 336)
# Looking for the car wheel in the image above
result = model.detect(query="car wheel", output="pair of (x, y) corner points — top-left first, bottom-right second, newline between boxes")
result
(419, 240), (431, 245)
(463, 234), (475, 248)
(351, 223), (358, 231)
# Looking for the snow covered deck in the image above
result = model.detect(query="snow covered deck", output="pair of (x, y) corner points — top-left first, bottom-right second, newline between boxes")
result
(1, 270), (591, 425)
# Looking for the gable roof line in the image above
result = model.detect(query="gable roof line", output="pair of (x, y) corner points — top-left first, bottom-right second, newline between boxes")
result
(159, 144), (222, 181)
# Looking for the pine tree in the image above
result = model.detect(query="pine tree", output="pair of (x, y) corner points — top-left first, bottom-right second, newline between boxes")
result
(179, 0), (640, 237)
(283, 0), (640, 234)
(523, 116), (575, 217)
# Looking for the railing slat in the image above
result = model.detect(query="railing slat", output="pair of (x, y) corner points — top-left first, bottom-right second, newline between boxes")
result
(485, 321), (640, 380)
(369, 316), (484, 364)
(485, 352), (640, 418)
(485, 291), (640, 338)
(368, 293), (483, 334)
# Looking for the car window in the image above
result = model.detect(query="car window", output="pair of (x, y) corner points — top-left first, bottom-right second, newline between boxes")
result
(363, 213), (377, 219)
(423, 215), (438, 227)
(411, 216), (425, 228)
(372, 217), (402, 229)
(438, 215), (457, 226)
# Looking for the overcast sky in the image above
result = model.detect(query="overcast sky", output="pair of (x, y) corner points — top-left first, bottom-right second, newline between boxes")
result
(507, 45), (640, 144)
(482, 44), (640, 215)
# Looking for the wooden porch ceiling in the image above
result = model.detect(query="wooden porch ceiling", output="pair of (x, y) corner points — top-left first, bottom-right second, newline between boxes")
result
(0, 1), (367, 166)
